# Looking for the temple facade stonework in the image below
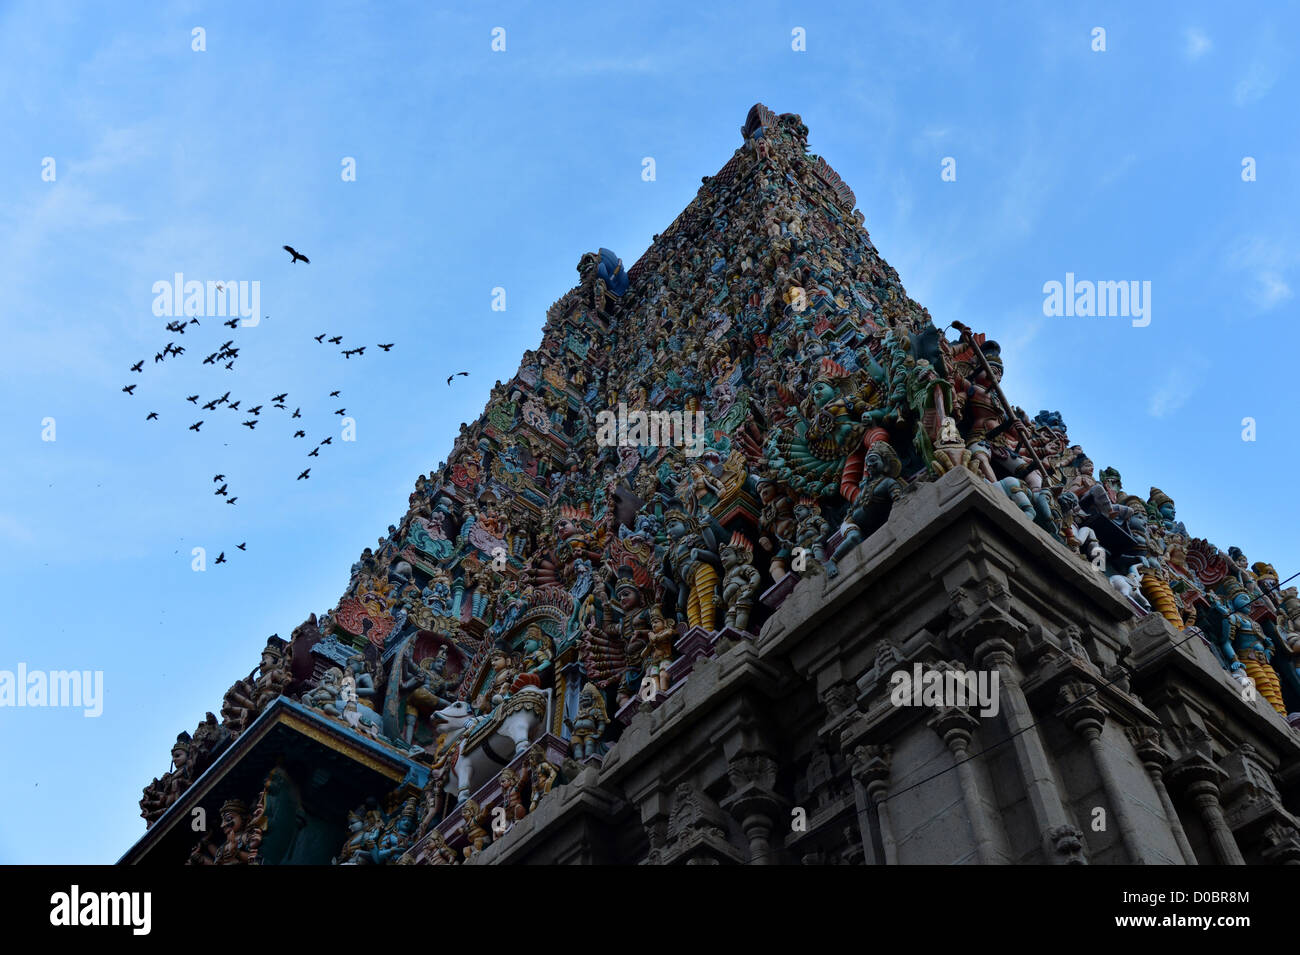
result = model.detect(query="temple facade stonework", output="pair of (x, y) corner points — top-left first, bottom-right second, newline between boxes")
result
(123, 105), (1300, 866)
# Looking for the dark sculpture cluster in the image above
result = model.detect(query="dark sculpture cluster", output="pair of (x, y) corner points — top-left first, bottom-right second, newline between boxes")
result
(142, 104), (1300, 863)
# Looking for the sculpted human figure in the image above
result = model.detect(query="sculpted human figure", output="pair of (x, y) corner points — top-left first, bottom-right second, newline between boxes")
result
(461, 799), (491, 860)
(720, 532), (761, 632)
(566, 682), (610, 760)
(526, 744), (558, 813)
(660, 508), (722, 630)
(826, 441), (902, 577)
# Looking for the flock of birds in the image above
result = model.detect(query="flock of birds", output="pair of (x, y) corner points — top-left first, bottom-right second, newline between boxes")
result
(119, 245), (474, 567)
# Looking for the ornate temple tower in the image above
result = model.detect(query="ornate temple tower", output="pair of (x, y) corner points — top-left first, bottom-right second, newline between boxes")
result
(124, 105), (1300, 866)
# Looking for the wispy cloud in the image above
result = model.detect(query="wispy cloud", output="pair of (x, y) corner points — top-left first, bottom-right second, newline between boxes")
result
(1147, 357), (1208, 418)
(1235, 58), (1279, 105)
(1184, 28), (1211, 61)
(1227, 235), (1299, 310)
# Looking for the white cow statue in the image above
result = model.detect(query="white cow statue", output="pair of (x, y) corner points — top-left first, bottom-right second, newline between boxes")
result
(434, 688), (549, 802)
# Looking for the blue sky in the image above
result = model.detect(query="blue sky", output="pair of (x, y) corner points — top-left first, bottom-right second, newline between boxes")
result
(1, 2), (1296, 864)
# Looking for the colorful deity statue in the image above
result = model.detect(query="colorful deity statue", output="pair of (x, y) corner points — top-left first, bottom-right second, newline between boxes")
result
(826, 441), (902, 577)
(792, 496), (829, 576)
(566, 682), (610, 760)
(526, 744), (559, 813)
(720, 532), (762, 632)
(460, 799), (491, 860)
(1209, 578), (1285, 713)
(660, 507), (723, 630)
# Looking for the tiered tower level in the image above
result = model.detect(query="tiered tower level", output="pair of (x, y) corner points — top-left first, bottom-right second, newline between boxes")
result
(132, 105), (1300, 866)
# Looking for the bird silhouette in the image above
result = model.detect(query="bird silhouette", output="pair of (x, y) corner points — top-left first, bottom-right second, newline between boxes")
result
(228, 400), (241, 411)
(273, 403), (286, 410)
(329, 390), (340, 397)
(283, 245), (310, 264)
(213, 474), (224, 482)
(203, 354), (217, 365)
(224, 361), (235, 370)
(293, 430), (305, 438)
(320, 437), (333, 445)
(122, 384), (137, 395)
(146, 412), (159, 421)
(224, 318), (238, 328)
(214, 552), (226, 564)
(154, 352), (164, 363)
(189, 318), (199, 326)
(297, 469), (311, 480)
(189, 421), (203, 432)
(227, 497), (237, 505)
(215, 484), (228, 496)
(314, 334), (326, 343)
(334, 408), (346, 416)
(292, 408), (301, 418)
(248, 405), (262, 415)
(130, 360), (144, 373)
(220, 340), (234, 351)
(241, 420), (257, 429)
(236, 542), (246, 551)
(272, 393), (287, 403)
(377, 343), (394, 352)
(308, 447), (319, 457)
(202, 400), (218, 410)
(217, 392), (230, 404)
(186, 395), (199, 403)
(328, 336), (342, 344)
(446, 372), (469, 385)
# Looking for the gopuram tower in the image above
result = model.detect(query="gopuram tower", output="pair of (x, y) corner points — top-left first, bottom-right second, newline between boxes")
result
(125, 105), (1300, 866)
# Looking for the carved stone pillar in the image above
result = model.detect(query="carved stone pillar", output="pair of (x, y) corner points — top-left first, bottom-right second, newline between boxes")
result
(1126, 725), (1198, 865)
(848, 744), (895, 864)
(927, 704), (1001, 864)
(1170, 756), (1245, 865)
(1055, 681), (1145, 863)
(974, 636), (1086, 864)
(722, 753), (786, 865)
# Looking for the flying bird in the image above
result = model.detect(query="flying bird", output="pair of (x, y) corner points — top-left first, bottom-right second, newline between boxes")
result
(227, 497), (237, 505)
(283, 245), (310, 264)
(320, 437), (333, 445)
(377, 343), (394, 352)
(272, 393), (287, 403)
(273, 403), (286, 410)
(189, 318), (199, 326)
(215, 484), (228, 496)
(328, 336), (342, 344)
(130, 360), (144, 373)
(308, 447), (319, 458)
(446, 372), (469, 386)
(292, 408), (301, 418)
(228, 400), (241, 411)
(329, 390), (340, 397)
(189, 421), (203, 432)
(224, 318), (238, 329)
(293, 430), (305, 438)
(334, 408), (346, 416)
(297, 469), (311, 480)
(186, 395), (199, 403)
(202, 400), (218, 410)
(236, 542), (246, 551)
(248, 405), (262, 415)
(241, 420), (257, 429)
(146, 412), (159, 421)
(217, 392), (230, 404)
(122, 384), (137, 395)
(214, 552), (226, 564)
(225, 361), (235, 370)
(213, 474), (225, 482)
(203, 354), (217, 365)
(314, 334), (326, 343)
(154, 352), (164, 363)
